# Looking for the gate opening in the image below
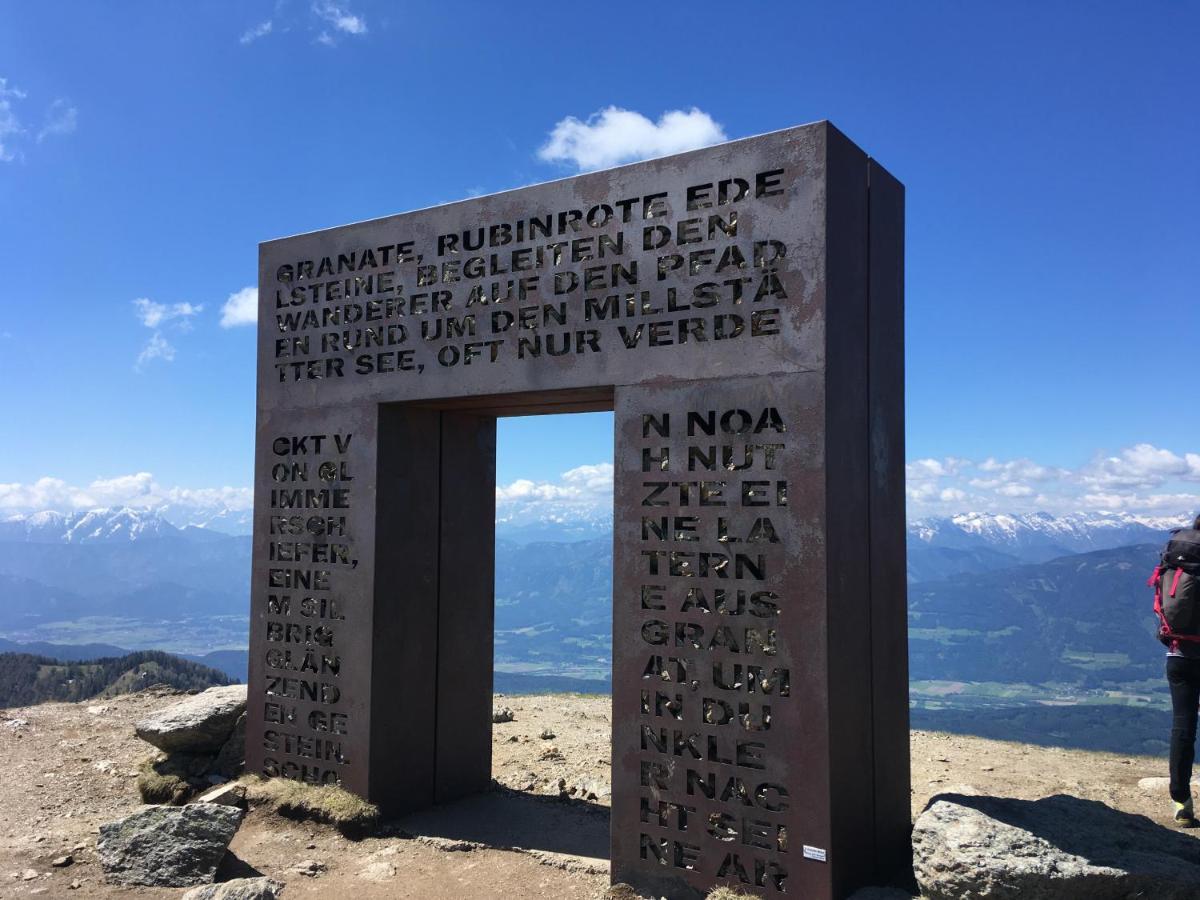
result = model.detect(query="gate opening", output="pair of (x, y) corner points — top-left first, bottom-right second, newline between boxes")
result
(492, 408), (615, 796)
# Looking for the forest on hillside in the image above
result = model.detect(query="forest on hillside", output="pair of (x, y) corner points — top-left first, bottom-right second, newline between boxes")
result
(0, 650), (233, 708)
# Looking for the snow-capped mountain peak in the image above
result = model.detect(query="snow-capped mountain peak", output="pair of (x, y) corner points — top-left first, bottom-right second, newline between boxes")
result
(909, 510), (1189, 561)
(0, 508), (185, 544)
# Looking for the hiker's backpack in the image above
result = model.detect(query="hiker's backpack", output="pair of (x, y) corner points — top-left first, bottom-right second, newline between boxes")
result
(1150, 528), (1200, 645)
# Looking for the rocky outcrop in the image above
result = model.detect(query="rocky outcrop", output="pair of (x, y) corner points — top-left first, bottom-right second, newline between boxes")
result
(134, 685), (248, 803)
(97, 802), (244, 887)
(135, 684), (247, 754)
(913, 792), (1200, 899)
(182, 877), (286, 900)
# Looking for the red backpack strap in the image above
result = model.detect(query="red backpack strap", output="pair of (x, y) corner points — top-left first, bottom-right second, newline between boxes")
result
(1153, 565), (1173, 641)
(1172, 568), (1184, 598)
(1152, 566), (1166, 620)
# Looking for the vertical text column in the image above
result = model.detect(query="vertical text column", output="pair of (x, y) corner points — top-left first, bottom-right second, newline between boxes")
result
(611, 373), (831, 898)
(247, 403), (381, 798)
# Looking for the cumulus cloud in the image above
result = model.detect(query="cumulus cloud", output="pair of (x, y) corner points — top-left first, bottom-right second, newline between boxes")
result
(496, 462), (613, 525)
(906, 444), (1200, 519)
(1079, 444), (1200, 491)
(240, 20), (274, 44)
(0, 473), (252, 518)
(538, 106), (727, 172)
(976, 457), (1063, 482)
(907, 457), (968, 479)
(220, 286), (258, 328)
(36, 98), (77, 142)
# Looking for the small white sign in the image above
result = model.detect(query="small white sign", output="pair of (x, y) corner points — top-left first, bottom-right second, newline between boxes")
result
(802, 845), (828, 862)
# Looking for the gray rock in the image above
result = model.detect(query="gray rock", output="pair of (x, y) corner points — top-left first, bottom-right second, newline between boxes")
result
(293, 859), (325, 878)
(182, 877), (286, 900)
(210, 711), (247, 776)
(913, 793), (1200, 900)
(492, 707), (515, 724)
(1138, 776), (1200, 793)
(135, 685), (248, 754)
(97, 802), (244, 887)
(357, 860), (396, 881)
(194, 782), (247, 808)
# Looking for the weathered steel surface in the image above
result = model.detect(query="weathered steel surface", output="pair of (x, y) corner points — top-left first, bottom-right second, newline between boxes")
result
(867, 160), (911, 877)
(246, 120), (907, 898)
(255, 125), (827, 411)
(612, 373), (829, 898)
(434, 411), (497, 804)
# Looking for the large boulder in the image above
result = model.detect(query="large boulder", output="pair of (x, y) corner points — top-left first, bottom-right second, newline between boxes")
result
(913, 792), (1200, 899)
(97, 802), (244, 887)
(135, 685), (248, 754)
(183, 877), (286, 900)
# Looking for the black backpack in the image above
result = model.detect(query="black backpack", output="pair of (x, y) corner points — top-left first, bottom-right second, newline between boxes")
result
(1150, 529), (1200, 645)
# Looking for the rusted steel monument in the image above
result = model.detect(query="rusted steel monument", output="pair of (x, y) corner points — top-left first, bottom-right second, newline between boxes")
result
(247, 121), (908, 898)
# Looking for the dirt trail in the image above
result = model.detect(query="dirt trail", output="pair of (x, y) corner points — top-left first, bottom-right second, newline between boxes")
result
(0, 690), (1189, 898)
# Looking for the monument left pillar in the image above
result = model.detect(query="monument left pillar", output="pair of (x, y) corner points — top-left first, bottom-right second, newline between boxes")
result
(246, 402), (496, 815)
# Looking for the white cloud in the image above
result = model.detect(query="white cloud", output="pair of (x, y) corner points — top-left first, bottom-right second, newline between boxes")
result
(1079, 443), (1200, 490)
(240, 20), (273, 44)
(907, 457), (970, 479)
(976, 457), (1062, 481)
(220, 286), (258, 328)
(132, 298), (202, 369)
(313, 1), (367, 41)
(133, 298), (202, 329)
(905, 443), (1200, 519)
(995, 483), (1035, 498)
(496, 462), (613, 504)
(538, 106), (727, 172)
(36, 99), (77, 143)
(1079, 491), (1200, 513)
(0, 77), (26, 163)
(496, 462), (613, 526)
(136, 333), (175, 369)
(0, 473), (252, 519)
(1, 80), (77, 158)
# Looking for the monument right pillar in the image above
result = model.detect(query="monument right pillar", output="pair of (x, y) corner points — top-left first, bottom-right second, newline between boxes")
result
(610, 131), (908, 899)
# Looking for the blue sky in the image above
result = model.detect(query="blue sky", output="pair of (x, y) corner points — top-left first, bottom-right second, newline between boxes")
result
(1, 1), (1197, 524)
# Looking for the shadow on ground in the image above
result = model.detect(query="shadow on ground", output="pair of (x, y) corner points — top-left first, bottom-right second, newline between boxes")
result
(391, 785), (610, 862)
(216, 851), (265, 880)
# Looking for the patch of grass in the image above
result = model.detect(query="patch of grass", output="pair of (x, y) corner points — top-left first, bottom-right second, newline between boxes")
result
(241, 776), (380, 834)
(137, 757), (192, 804)
(707, 889), (761, 900)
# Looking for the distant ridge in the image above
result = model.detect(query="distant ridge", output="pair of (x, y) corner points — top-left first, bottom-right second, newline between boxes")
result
(0, 638), (611, 696)
(908, 510), (1183, 562)
(0, 649), (233, 707)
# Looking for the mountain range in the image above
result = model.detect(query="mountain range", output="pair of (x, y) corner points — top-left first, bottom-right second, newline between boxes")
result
(908, 510), (1182, 562)
(0, 505), (1186, 701)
